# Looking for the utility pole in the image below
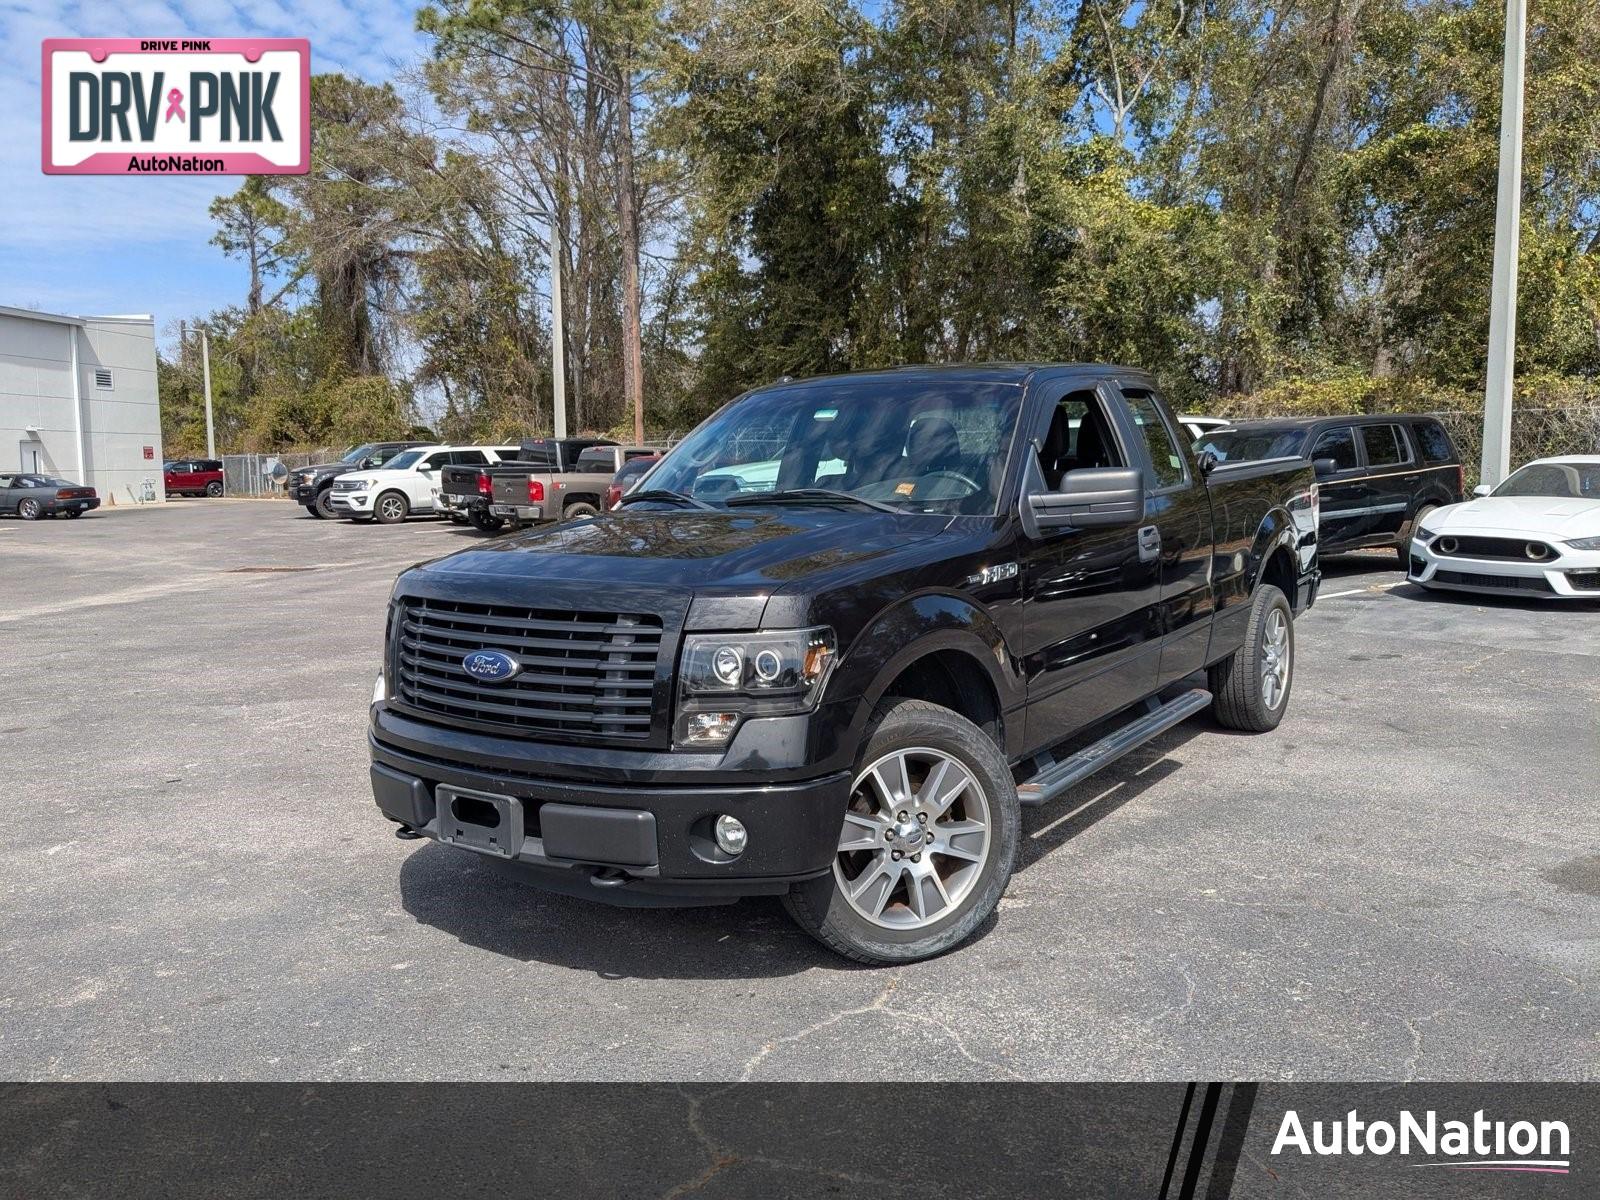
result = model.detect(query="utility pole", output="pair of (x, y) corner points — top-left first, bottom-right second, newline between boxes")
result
(549, 212), (568, 440)
(1481, 0), (1527, 489)
(200, 328), (216, 459)
(180, 322), (217, 459)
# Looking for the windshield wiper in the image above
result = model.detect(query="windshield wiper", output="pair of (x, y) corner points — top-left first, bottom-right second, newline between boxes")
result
(725, 488), (902, 514)
(616, 488), (714, 510)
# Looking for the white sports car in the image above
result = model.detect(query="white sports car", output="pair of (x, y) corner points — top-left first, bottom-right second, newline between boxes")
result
(1408, 455), (1600, 599)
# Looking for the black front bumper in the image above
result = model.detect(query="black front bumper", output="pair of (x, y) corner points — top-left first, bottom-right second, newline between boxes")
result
(369, 720), (851, 907)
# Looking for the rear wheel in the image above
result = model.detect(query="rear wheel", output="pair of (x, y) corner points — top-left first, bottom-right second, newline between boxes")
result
(312, 488), (336, 519)
(17, 498), (40, 521)
(63, 509), (83, 519)
(1209, 583), (1294, 732)
(204, 480), (223, 498)
(469, 510), (506, 533)
(783, 699), (1019, 964)
(562, 501), (599, 522)
(373, 491), (410, 524)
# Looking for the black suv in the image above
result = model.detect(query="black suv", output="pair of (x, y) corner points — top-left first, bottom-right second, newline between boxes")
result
(1196, 415), (1464, 565)
(290, 442), (427, 519)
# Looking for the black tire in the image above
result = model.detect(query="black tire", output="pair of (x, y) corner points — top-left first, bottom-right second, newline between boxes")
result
(373, 491), (410, 525)
(1396, 503), (1437, 567)
(1208, 583), (1294, 732)
(205, 480), (223, 498)
(562, 501), (599, 522)
(17, 498), (40, 521)
(469, 510), (507, 533)
(311, 488), (336, 520)
(782, 698), (1020, 964)
(63, 509), (83, 519)
(449, 513), (468, 525)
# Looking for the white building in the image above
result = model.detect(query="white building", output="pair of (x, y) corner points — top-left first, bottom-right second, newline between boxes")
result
(0, 304), (164, 502)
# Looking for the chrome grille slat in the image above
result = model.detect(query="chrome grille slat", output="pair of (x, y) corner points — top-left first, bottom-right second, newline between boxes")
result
(393, 598), (663, 739)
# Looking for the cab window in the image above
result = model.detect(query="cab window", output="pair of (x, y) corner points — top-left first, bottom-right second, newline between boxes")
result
(1035, 390), (1125, 489)
(1311, 427), (1359, 471)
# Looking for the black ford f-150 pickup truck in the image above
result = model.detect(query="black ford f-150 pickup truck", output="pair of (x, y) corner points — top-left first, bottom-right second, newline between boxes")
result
(370, 364), (1320, 962)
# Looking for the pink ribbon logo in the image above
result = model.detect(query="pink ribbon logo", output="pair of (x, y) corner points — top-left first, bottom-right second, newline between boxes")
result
(164, 88), (185, 123)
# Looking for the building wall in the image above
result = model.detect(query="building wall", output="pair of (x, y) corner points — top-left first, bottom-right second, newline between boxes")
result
(0, 307), (163, 502)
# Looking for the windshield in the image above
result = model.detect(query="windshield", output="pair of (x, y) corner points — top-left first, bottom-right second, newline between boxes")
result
(1493, 461), (1600, 499)
(643, 380), (1024, 515)
(382, 450), (426, 471)
(1196, 428), (1306, 462)
(341, 444), (377, 464)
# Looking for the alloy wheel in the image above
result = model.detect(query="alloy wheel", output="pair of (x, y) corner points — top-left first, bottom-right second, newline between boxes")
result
(833, 747), (991, 930)
(1261, 607), (1291, 710)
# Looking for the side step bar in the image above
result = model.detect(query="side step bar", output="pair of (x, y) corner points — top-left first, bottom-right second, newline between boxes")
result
(1017, 688), (1212, 807)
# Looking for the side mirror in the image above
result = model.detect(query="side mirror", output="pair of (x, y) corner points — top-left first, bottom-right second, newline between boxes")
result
(1472, 483), (1492, 498)
(1313, 457), (1338, 478)
(360, 457), (377, 469)
(1025, 466), (1145, 532)
(1196, 448), (1220, 477)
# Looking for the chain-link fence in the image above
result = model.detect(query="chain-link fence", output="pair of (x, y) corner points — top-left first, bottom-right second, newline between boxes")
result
(1423, 406), (1600, 488)
(221, 450), (336, 498)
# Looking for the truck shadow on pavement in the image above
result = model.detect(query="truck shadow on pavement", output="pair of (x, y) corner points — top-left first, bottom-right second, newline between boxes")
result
(397, 846), (854, 979)
(396, 720), (1212, 975)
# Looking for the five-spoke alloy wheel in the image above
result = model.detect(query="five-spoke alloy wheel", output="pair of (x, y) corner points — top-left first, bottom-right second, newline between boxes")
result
(784, 699), (1019, 964)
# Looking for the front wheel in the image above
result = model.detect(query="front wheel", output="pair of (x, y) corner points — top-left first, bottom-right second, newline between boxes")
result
(1208, 583), (1294, 732)
(373, 491), (410, 525)
(17, 498), (41, 521)
(783, 699), (1019, 964)
(311, 489), (337, 519)
(1396, 504), (1436, 567)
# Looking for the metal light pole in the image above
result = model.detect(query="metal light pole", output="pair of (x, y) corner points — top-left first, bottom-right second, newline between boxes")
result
(179, 322), (217, 459)
(1481, 0), (1527, 489)
(534, 208), (568, 439)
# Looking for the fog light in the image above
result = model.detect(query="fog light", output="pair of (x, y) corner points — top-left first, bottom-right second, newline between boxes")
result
(714, 815), (748, 856)
(683, 711), (739, 745)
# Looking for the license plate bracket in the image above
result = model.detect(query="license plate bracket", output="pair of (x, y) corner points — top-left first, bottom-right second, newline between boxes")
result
(436, 785), (524, 859)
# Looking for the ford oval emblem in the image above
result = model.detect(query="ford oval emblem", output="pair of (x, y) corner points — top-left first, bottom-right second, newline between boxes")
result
(462, 649), (520, 683)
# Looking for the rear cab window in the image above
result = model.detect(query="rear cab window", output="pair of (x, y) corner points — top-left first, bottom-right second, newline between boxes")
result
(1413, 420), (1455, 464)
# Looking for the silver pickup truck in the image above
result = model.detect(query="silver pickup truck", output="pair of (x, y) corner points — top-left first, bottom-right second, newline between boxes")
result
(441, 439), (661, 533)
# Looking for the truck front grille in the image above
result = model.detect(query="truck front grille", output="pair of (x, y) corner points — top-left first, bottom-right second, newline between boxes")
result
(1433, 534), (1555, 561)
(394, 598), (662, 739)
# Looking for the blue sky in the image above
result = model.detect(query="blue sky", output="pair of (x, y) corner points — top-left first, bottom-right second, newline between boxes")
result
(1, 0), (429, 350)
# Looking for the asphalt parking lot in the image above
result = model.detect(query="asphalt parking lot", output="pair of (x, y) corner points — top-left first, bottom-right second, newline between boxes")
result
(1, 501), (1596, 1082)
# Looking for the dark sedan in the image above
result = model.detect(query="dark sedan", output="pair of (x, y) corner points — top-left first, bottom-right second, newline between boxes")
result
(0, 473), (100, 519)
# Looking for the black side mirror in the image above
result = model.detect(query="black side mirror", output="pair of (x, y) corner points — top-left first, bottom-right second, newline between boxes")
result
(360, 457), (377, 469)
(1196, 448), (1220, 477)
(1313, 457), (1338, 477)
(1024, 466), (1145, 534)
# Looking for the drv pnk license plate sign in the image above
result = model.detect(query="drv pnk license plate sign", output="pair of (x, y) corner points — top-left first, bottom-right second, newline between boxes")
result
(42, 39), (310, 175)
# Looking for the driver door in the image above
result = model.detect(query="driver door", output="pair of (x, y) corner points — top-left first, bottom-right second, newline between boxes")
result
(1018, 384), (1162, 754)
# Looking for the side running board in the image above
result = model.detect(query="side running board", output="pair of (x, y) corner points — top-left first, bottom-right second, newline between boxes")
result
(1016, 688), (1212, 807)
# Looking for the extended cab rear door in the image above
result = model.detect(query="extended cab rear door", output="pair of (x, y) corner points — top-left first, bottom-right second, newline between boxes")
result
(1112, 382), (1217, 681)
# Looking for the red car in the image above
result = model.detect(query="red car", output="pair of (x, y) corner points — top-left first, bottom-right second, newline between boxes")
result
(604, 455), (659, 509)
(164, 459), (225, 498)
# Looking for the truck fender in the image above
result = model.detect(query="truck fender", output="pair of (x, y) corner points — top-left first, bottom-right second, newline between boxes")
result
(829, 591), (1024, 754)
(1246, 505), (1300, 591)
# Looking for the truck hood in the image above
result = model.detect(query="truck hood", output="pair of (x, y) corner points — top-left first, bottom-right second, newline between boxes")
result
(1427, 496), (1600, 537)
(411, 508), (953, 593)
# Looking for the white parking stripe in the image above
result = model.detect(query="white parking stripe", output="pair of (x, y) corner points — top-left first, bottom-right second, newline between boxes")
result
(1322, 582), (1405, 599)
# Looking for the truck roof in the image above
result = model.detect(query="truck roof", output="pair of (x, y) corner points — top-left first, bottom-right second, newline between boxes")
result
(754, 362), (1158, 390)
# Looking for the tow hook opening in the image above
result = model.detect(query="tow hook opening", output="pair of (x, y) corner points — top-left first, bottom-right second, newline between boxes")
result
(590, 868), (629, 888)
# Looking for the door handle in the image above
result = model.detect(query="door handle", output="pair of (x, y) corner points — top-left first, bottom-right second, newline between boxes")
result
(1138, 524), (1161, 562)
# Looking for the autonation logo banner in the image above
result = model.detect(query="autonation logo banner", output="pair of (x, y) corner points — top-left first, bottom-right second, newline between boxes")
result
(41, 38), (309, 175)
(1273, 1106), (1572, 1175)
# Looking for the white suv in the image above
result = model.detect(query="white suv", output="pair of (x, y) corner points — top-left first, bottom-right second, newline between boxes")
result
(330, 445), (518, 524)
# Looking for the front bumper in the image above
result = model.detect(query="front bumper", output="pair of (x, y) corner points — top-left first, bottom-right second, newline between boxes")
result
(369, 713), (851, 905)
(291, 481), (322, 505)
(330, 489), (373, 515)
(1408, 538), (1600, 599)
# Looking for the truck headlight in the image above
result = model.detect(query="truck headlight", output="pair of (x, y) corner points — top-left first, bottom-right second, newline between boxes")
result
(676, 627), (836, 746)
